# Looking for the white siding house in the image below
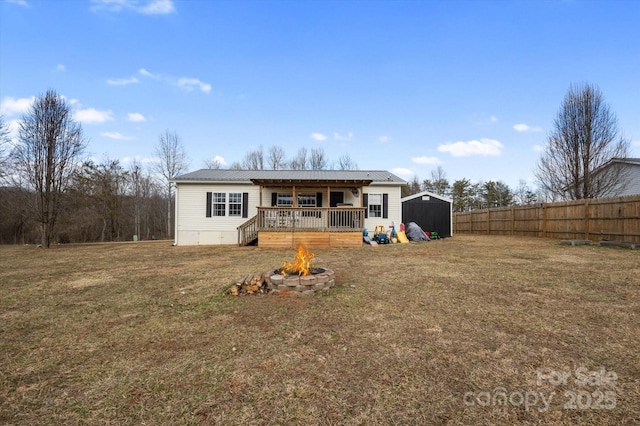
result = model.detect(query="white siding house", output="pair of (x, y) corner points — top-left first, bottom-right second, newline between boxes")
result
(171, 170), (406, 247)
(602, 158), (640, 197)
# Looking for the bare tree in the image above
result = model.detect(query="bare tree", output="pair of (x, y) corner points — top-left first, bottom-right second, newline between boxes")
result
(336, 153), (358, 170)
(402, 175), (422, 197)
(203, 157), (224, 169)
(0, 115), (11, 182)
(129, 160), (143, 239)
(535, 82), (630, 200)
(423, 166), (450, 196)
(309, 147), (328, 170)
(241, 146), (265, 170)
(290, 147), (308, 170)
(514, 179), (537, 205)
(153, 130), (188, 238)
(12, 90), (86, 247)
(267, 145), (286, 170)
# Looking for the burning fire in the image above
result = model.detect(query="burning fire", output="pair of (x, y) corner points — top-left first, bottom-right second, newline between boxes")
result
(280, 245), (315, 276)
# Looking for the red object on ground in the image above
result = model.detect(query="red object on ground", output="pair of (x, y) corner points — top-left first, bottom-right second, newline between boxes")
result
(400, 223), (405, 232)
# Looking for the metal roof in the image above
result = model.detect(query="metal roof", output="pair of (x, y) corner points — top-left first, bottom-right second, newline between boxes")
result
(172, 169), (407, 184)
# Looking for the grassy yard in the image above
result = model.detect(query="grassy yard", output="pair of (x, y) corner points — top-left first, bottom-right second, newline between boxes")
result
(1, 236), (638, 425)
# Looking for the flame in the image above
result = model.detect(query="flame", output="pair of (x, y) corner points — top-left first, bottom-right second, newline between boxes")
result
(280, 245), (315, 276)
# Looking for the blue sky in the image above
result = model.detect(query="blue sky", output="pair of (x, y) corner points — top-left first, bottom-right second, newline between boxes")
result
(1, 0), (639, 188)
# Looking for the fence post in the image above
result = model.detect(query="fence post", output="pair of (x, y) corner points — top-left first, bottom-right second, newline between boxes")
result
(487, 209), (491, 235)
(511, 207), (515, 235)
(585, 200), (590, 240)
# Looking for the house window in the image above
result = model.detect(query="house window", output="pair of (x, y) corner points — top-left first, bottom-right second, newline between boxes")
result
(297, 194), (316, 207)
(229, 193), (242, 216)
(368, 193), (382, 218)
(277, 193), (293, 206)
(213, 192), (226, 216)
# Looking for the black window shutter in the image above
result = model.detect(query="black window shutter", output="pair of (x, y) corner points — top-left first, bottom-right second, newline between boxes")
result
(206, 192), (212, 217)
(316, 192), (323, 207)
(271, 193), (277, 207)
(383, 193), (389, 219)
(242, 192), (249, 218)
(363, 193), (368, 219)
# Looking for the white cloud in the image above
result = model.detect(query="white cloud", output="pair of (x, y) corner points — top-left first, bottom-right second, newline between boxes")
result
(101, 132), (134, 141)
(74, 108), (114, 124)
(209, 155), (227, 166)
(333, 132), (353, 141)
(139, 68), (158, 79)
(177, 78), (211, 93)
(139, 69), (211, 94)
(378, 136), (389, 143)
(127, 112), (146, 122)
(0, 96), (34, 116)
(391, 167), (413, 177)
(513, 123), (543, 132)
(532, 144), (545, 152)
(65, 97), (80, 106)
(490, 116), (498, 123)
(139, 0), (174, 14)
(107, 76), (139, 86)
(310, 133), (327, 141)
(6, 0), (29, 6)
(91, 0), (175, 15)
(438, 138), (504, 157)
(55, 64), (66, 72)
(412, 156), (442, 165)
(6, 119), (21, 140)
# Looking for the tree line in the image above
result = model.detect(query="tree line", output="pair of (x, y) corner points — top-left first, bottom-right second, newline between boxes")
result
(402, 166), (538, 212)
(0, 82), (630, 245)
(0, 90), (360, 246)
(0, 90), (189, 246)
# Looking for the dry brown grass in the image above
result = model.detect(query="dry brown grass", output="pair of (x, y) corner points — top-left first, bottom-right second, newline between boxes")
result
(1, 236), (638, 425)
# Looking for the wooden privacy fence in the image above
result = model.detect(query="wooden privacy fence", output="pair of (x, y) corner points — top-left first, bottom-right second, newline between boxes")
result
(453, 195), (640, 243)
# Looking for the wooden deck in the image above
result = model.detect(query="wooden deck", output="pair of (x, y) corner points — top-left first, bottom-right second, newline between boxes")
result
(238, 206), (365, 248)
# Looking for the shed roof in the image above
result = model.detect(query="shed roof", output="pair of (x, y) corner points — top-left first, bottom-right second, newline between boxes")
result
(401, 190), (453, 203)
(172, 169), (406, 185)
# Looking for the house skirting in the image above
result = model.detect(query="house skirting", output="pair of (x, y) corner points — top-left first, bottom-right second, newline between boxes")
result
(258, 231), (362, 248)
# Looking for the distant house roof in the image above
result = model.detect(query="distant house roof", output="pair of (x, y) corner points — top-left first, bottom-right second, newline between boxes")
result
(172, 169), (407, 186)
(603, 157), (640, 167)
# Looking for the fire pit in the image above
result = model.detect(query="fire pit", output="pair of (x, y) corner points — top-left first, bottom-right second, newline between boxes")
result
(264, 266), (336, 295)
(229, 245), (336, 296)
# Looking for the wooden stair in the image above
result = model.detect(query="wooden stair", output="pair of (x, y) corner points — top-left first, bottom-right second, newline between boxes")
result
(237, 215), (258, 246)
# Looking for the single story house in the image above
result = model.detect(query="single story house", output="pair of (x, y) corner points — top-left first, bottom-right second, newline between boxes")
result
(171, 169), (406, 248)
(401, 190), (453, 237)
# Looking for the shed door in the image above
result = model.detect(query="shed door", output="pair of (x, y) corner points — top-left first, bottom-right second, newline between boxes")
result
(402, 200), (451, 237)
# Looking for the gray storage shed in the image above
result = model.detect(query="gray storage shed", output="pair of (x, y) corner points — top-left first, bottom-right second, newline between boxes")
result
(401, 191), (453, 237)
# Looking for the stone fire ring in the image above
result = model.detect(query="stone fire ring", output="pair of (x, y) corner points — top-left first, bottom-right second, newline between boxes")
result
(264, 267), (335, 295)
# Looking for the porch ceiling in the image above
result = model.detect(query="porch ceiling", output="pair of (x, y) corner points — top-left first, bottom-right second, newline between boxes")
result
(250, 178), (373, 187)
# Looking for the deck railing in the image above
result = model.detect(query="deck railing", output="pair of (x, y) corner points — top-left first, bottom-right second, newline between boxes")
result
(237, 214), (258, 246)
(256, 207), (365, 232)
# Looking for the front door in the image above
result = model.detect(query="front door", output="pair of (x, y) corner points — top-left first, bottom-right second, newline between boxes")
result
(330, 191), (344, 207)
